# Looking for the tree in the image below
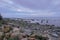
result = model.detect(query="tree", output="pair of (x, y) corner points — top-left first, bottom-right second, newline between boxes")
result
(0, 13), (3, 26)
(0, 14), (2, 20)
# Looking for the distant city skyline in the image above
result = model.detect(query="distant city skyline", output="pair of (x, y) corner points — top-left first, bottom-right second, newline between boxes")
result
(0, 0), (60, 18)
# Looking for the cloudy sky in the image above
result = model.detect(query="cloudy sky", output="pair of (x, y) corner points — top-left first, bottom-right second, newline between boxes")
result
(0, 0), (60, 18)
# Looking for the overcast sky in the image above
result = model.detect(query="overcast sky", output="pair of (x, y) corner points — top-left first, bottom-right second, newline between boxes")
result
(0, 0), (60, 18)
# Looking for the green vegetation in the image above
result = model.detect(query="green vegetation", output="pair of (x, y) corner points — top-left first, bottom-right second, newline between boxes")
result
(35, 35), (49, 40)
(0, 14), (3, 26)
